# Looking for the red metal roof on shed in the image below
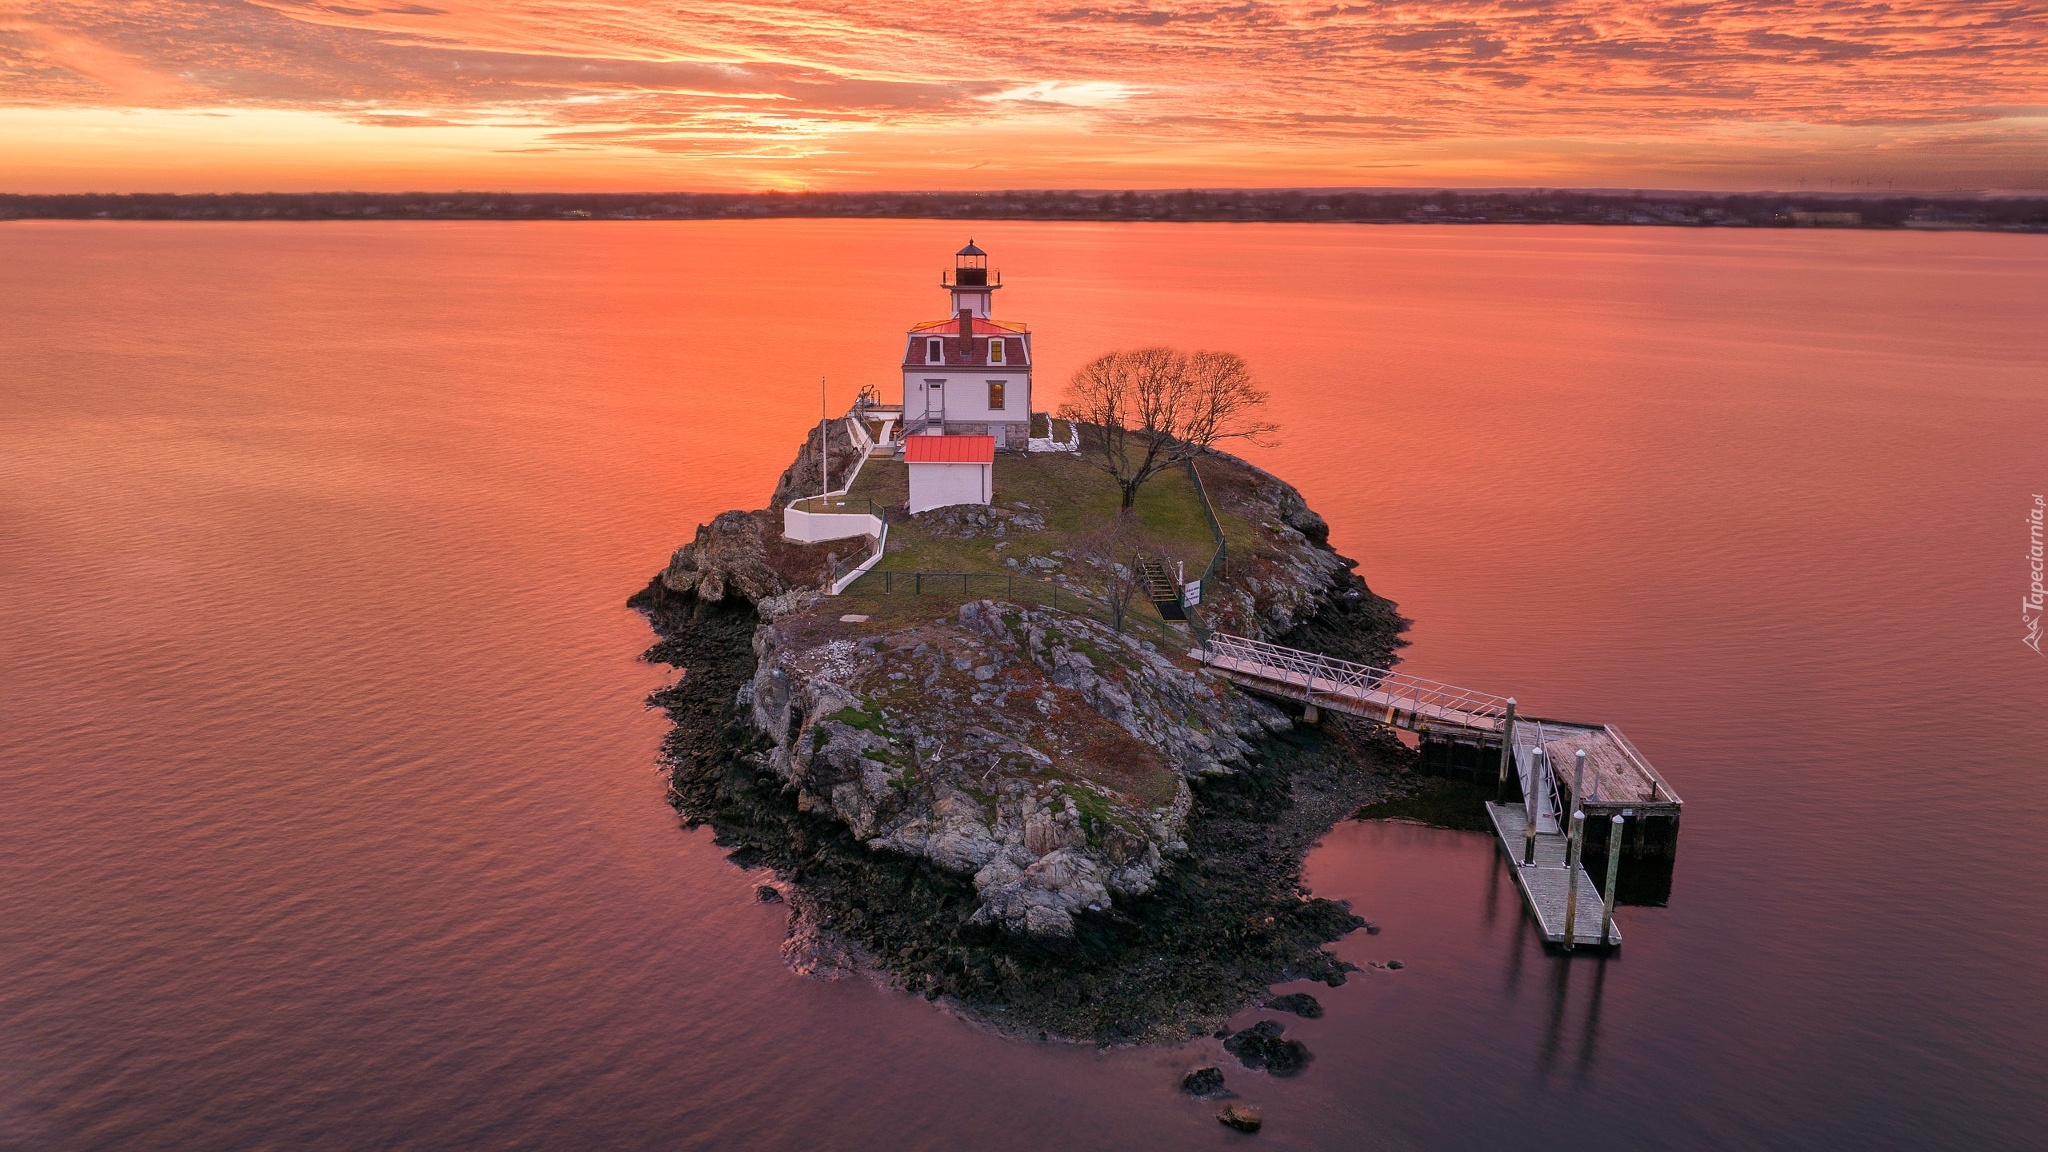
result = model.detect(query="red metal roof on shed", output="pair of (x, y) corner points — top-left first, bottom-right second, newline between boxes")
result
(904, 435), (995, 464)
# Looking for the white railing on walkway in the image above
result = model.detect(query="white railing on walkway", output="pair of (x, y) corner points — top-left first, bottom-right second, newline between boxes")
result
(827, 521), (888, 595)
(1197, 633), (1512, 732)
(820, 414), (873, 497)
(1027, 417), (1081, 453)
(784, 410), (883, 544)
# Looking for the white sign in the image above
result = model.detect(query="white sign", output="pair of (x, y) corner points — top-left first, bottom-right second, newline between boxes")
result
(1182, 579), (1203, 607)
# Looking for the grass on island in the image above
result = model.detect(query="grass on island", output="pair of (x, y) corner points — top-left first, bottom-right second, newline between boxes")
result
(847, 451), (1224, 580)
(810, 442), (1270, 658)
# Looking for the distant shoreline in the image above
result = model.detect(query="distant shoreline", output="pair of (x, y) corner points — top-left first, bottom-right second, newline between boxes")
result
(5, 189), (2045, 232)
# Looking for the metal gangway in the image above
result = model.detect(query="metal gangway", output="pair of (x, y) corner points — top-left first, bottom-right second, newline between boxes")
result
(1191, 633), (1513, 738)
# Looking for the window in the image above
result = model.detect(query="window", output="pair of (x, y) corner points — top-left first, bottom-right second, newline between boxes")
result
(988, 339), (1005, 365)
(926, 338), (943, 364)
(987, 381), (1006, 410)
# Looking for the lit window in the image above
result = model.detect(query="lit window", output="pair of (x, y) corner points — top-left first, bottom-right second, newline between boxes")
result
(926, 338), (943, 364)
(988, 381), (1006, 410)
(988, 339), (1005, 365)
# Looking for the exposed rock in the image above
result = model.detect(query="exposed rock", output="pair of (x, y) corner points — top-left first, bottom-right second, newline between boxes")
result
(770, 419), (865, 509)
(637, 564), (1402, 1042)
(1261, 992), (1324, 1018)
(913, 503), (1047, 538)
(754, 885), (784, 903)
(1181, 1067), (1227, 1097)
(661, 511), (787, 607)
(1386, 960), (1404, 970)
(1224, 1020), (1312, 1076)
(632, 429), (1417, 1045)
(1217, 1103), (1263, 1133)
(741, 596), (1275, 939)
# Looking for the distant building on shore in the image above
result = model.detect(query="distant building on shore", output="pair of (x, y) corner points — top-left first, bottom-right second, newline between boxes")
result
(902, 242), (1033, 447)
(1782, 209), (1862, 227)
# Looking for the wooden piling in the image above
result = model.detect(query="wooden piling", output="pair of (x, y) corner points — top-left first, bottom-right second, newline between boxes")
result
(1601, 814), (1623, 946)
(1496, 698), (1516, 800)
(1562, 808), (1585, 951)
(1523, 747), (1542, 866)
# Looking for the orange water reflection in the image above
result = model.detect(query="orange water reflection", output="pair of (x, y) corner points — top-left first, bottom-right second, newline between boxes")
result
(1, 221), (2043, 1150)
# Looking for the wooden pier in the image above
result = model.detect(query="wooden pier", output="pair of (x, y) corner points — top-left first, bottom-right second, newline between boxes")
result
(1191, 632), (1683, 949)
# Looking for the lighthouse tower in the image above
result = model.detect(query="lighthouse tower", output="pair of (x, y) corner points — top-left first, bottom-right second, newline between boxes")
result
(901, 241), (1033, 446)
(947, 240), (998, 318)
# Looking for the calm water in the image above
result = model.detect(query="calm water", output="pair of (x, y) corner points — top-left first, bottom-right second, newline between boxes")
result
(3, 221), (2044, 1150)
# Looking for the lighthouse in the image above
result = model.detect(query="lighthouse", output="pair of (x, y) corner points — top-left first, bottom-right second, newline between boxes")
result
(901, 241), (1033, 447)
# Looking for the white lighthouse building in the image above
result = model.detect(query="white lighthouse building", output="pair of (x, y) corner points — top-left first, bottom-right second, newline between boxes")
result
(901, 241), (1033, 447)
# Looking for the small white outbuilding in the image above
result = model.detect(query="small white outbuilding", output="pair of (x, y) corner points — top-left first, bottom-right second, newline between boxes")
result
(905, 434), (994, 514)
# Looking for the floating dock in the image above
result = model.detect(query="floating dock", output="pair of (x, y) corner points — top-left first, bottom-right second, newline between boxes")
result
(1191, 632), (1683, 949)
(1484, 802), (1619, 948)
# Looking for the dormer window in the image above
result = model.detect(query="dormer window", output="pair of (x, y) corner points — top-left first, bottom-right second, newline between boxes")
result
(926, 338), (943, 364)
(988, 339), (1005, 365)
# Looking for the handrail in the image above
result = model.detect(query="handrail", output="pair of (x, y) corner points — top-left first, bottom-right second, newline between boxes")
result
(1181, 458), (1227, 644)
(791, 494), (880, 519)
(793, 411), (875, 508)
(1026, 414), (1080, 453)
(825, 520), (888, 595)
(1186, 457), (1227, 583)
(1197, 632), (1512, 731)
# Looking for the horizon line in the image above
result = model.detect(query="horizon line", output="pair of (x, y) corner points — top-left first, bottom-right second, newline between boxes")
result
(7, 185), (2048, 200)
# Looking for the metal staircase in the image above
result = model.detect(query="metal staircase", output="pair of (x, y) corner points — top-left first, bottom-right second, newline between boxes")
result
(1137, 557), (1187, 621)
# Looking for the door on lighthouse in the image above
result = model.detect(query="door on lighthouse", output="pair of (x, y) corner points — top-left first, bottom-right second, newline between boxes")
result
(925, 381), (945, 432)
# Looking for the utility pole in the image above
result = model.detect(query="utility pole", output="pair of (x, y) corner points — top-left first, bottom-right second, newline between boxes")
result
(819, 376), (829, 501)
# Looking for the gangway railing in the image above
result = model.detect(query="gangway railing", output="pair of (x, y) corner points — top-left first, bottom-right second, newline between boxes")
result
(1196, 633), (1512, 735)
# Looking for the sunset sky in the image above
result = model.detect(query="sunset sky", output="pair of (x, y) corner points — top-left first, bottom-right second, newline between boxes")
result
(2, 1), (2044, 192)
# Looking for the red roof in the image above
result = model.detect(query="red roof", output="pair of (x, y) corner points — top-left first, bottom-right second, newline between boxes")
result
(904, 435), (995, 464)
(903, 334), (1028, 370)
(908, 316), (1026, 335)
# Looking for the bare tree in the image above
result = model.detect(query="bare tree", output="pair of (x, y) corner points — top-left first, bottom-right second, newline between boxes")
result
(1056, 348), (1277, 513)
(1071, 517), (1144, 629)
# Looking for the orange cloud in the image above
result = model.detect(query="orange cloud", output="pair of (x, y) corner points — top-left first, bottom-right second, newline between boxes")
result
(0, 1), (2042, 190)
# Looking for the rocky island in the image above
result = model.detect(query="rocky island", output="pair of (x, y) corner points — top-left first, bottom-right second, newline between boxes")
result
(630, 420), (1419, 1046)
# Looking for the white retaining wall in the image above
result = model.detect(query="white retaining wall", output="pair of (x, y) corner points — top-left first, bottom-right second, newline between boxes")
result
(783, 507), (882, 544)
